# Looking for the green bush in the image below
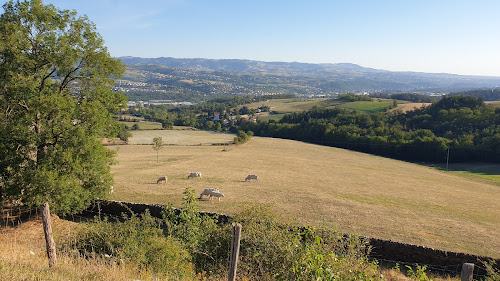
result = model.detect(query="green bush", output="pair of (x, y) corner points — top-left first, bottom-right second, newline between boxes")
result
(63, 210), (195, 279)
(484, 260), (500, 281)
(234, 130), (253, 144)
(233, 204), (382, 281)
(162, 188), (231, 276)
(337, 93), (373, 102)
(63, 190), (386, 280)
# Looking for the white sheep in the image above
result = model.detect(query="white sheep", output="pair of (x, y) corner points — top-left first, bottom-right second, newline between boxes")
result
(188, 172), (202, 179)
(209, 190), (224, 201)
(200, 188), (220, 199)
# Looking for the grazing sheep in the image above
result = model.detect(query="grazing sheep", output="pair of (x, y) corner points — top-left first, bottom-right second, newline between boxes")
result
(200, 188), (220, 199)
(157, 176), (167, 184)
(188, 172), (202, 179)
(209, 191), (224, 201)
(245, 174), (259, 181)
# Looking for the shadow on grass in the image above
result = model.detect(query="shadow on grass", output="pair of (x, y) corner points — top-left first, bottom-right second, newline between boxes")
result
(429, 162), (500, 186)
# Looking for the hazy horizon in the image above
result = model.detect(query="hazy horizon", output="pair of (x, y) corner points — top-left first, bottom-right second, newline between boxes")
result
(7, 0), (500, 77)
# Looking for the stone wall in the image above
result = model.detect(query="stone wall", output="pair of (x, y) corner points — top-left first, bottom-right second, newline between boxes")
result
(82, 200), (499, 276)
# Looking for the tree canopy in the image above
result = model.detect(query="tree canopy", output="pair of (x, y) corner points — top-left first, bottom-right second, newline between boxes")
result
(0, 0), (126, 214)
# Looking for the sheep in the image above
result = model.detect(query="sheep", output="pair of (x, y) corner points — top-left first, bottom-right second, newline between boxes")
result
(209, 190), (224, 201)
(157, 176), (168, 184)
(188, 172), (202, 179)
(200, 188), (220, 199)
(245, 174), (259, 181)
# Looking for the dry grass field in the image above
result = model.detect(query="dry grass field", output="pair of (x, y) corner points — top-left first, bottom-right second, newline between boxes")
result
(127, 129), (234, 145)
(109, 134), (500, 258)
(243, 98), (339, 113)
(486, 101), (500, 108)
(390, 102), (431, 113)
(0, 217), (160, 280)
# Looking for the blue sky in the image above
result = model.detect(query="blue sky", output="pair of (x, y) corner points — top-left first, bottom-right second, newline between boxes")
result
(4, 0), (500, 76)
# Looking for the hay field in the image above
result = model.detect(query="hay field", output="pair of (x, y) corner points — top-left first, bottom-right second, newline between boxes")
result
(390, 102), (431, 113)
(486, 101), (500, 108)
(127, 129), (234, 145)
(109, 136), (500, 258)
(120, 121), (162, 130)
(243, 98), (339, 113)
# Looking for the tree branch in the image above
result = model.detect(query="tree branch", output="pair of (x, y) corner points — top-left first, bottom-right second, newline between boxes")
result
(59, 59), (85, 94)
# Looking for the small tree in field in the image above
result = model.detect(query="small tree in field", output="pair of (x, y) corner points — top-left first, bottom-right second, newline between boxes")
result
(152, 137), (164, 163)
(0, 0), (126, 214)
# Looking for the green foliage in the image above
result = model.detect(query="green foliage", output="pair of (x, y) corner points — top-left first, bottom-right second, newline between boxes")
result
(338, 93), (373, 102)
(152, 137), (163, 163)
(405, 265), (432, 281)
(339, 101), (393, 113)
(376, 93), (437, 103)
(161, 187), (231, 276)
(0, 0), (126, 214)
(64, 210), (195, 279)
(63, 190), (386, 280)
(117, 123), (132, 141)
(233, 205), (381, 281)
(484, 260), (500, 281)
(448, 89), (500, 101)
(234, 130), (253, 144)
(238, 96), (500, 163)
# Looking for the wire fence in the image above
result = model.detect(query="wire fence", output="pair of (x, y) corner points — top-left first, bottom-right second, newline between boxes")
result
(1, 201), (498, 279)
(374, 257), (489, 279)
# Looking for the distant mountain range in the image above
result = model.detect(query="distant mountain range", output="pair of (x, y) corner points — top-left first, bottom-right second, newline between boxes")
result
(116, 56), (500, 101)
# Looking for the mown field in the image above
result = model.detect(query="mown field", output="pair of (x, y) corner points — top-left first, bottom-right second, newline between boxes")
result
(120, 120), (162, 130)
(127, 129), (234, 145)
(110, 131), (500, 258)
(244, 98), (339, 114)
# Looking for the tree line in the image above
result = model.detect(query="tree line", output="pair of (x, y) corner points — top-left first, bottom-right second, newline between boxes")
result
(234, 96), (500, 163)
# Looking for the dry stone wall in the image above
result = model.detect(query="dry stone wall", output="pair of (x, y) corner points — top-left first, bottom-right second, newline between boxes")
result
(81, 200), (499, 276)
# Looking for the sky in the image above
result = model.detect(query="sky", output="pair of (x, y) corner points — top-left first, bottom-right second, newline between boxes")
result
(3, 0), (500, 76)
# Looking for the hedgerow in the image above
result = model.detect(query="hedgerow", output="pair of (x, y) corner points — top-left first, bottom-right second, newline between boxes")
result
(63, 188), (388, 280)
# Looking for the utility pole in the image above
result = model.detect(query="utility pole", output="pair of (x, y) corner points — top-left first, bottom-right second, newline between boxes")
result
(446, 147), (450, 171)
(223, 127), (227, 151)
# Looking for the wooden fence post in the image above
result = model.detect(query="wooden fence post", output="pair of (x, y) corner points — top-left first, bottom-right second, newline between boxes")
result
(40, 202), (57, 267)
(461, 263), (474, 281)
(228, 223), (242, 281)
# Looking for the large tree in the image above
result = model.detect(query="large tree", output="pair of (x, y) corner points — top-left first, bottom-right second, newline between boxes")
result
(0, 0), (126, 214)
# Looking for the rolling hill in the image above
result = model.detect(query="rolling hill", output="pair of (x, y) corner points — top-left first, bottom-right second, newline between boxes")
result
(116, 57), (500, 102)
(109, 133), (500, 258)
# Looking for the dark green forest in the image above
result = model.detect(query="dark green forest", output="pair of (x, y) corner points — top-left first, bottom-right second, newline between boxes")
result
(237, 96), (500, 163)
(128, 95), (500, 163)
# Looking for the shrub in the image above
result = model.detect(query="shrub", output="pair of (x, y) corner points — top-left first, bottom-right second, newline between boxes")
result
(338, 93), (373, 102)
(484, 260), (500, 281)
(233, 204), (381, 280)
(234, 130), (253, 144)
(63, 210), (195, 279)
(162, 188), (231, 276)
